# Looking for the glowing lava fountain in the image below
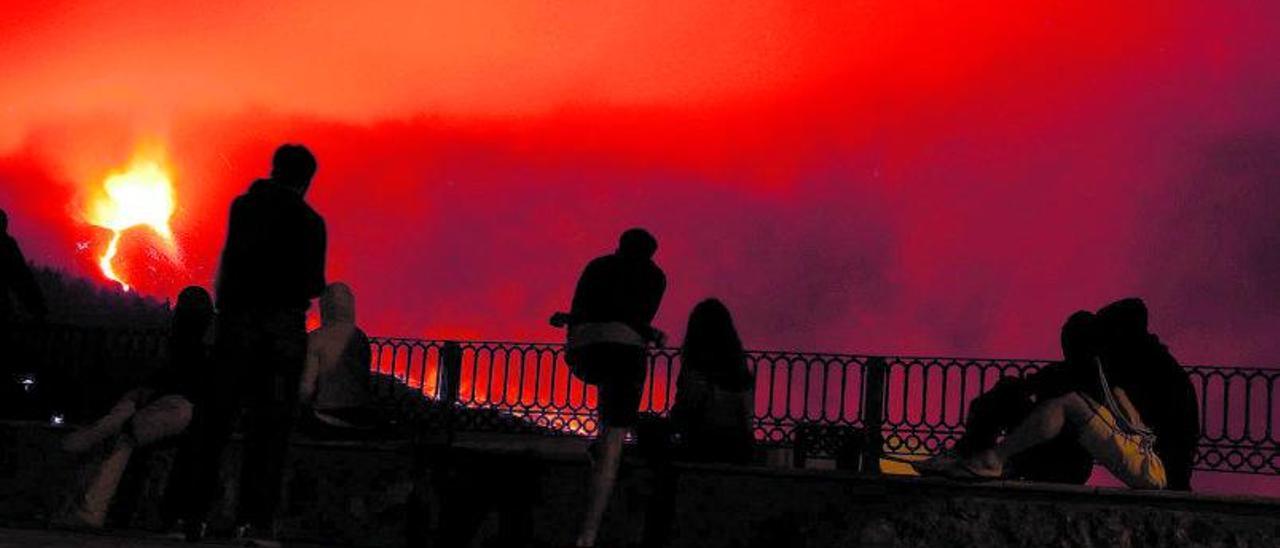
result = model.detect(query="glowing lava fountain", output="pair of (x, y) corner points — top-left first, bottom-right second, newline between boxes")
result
(85, 154), (177, 292)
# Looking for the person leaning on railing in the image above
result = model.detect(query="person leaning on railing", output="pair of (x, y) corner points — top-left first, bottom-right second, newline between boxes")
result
(552, 227), (667, 548)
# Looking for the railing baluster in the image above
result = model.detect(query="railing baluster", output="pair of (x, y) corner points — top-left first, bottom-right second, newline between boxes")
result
(861, 357), (888, 475)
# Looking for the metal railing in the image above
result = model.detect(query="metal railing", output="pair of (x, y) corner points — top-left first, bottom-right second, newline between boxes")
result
(369, 337), (1279, 476)
(3, 324), (1275, 476)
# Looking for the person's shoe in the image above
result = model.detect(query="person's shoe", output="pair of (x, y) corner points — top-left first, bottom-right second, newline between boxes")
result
(233, 523), (282, 547)
(938, 457), (1003, 481)
(910, 452), (957, 476)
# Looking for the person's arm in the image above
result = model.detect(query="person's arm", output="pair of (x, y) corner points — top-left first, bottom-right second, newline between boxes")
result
(298, 337), (322, 405)
(354, 331), (372, 373)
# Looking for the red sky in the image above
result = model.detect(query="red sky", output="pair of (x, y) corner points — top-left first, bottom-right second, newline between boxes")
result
(2, 2), (1279, 366)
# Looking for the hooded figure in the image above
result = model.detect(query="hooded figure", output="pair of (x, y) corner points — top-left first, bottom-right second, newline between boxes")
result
(299, 282), (375, 430)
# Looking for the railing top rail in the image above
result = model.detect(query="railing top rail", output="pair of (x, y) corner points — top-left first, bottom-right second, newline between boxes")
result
(366, 335), (1278, 371)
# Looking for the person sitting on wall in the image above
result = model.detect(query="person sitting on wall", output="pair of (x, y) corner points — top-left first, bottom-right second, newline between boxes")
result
(921, 298), (1197, 491)
(56, 286), (214, 528)
(669, 298), (755, 464)
(297, 282), (381, 437)
(936, 311), (1099, 484)
(1092, 298), (1199, 490)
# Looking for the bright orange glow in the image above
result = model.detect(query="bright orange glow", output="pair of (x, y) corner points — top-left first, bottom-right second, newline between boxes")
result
(84, 152), (177, 291)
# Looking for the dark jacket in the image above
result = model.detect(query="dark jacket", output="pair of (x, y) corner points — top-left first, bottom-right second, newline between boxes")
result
(569, 253), (666, 340)
(215, 180), (326, 315)
(670, 368), (755, 464)
(1104, 335), (1200, 490)
(0, 234), (46, 321)
(146, 326), (212, 404)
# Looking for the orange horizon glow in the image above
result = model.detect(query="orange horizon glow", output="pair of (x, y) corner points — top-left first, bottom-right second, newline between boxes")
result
(2, 2), (1278, 364)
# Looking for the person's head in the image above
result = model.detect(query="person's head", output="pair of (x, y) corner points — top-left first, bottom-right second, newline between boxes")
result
(681, 298), (751, 389)
(1097, 297), (1149, 349)
(172, 286), (214, 342)
(617, 228), (658, 260)
(320, 282), (356, 325)
(0, 208), (8, 234)
(1060, 310), (1098, 363)
(270, 144), (318, 194)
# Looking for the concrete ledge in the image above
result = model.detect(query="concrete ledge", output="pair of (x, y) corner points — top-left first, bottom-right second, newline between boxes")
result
(2, 421), (1279, 547)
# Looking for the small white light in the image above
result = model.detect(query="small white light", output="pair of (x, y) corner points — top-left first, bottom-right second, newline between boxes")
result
(50, 414), (65, 426)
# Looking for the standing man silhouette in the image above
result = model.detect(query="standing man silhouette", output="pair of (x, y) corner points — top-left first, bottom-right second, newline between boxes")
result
(555, 228), (666, 548)
(184, 145), (326, 544)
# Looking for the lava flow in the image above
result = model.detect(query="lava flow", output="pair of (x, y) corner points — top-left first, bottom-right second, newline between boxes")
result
(84, 153), (177, 292)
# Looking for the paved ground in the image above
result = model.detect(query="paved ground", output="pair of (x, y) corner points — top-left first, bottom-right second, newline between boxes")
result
(0, 527), (342, 547)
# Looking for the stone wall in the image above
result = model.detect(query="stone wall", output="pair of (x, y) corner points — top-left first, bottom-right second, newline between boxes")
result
(2, 421), (1278, 547)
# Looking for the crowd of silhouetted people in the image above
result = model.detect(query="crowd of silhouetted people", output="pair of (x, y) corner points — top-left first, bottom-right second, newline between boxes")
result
(0, 144), (1201, 547)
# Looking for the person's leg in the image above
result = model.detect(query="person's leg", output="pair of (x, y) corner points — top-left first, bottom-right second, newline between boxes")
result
(62, 396), (137, 453)
(160, 431), (198, 529)
(237, 372), (297, 529)
(129, 395), (193, 447)
(179, 391), (239, 536)
(72, 434), (135, 527)
(952, 379), (1032, 456)
(181, 314), (250, 534)
(575, 345), (646, 547)
(100, 395), (191, 530)
(237, 313), (305, 532)
(577, 424), (628, 547)
(963, 392), (1094, 477)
